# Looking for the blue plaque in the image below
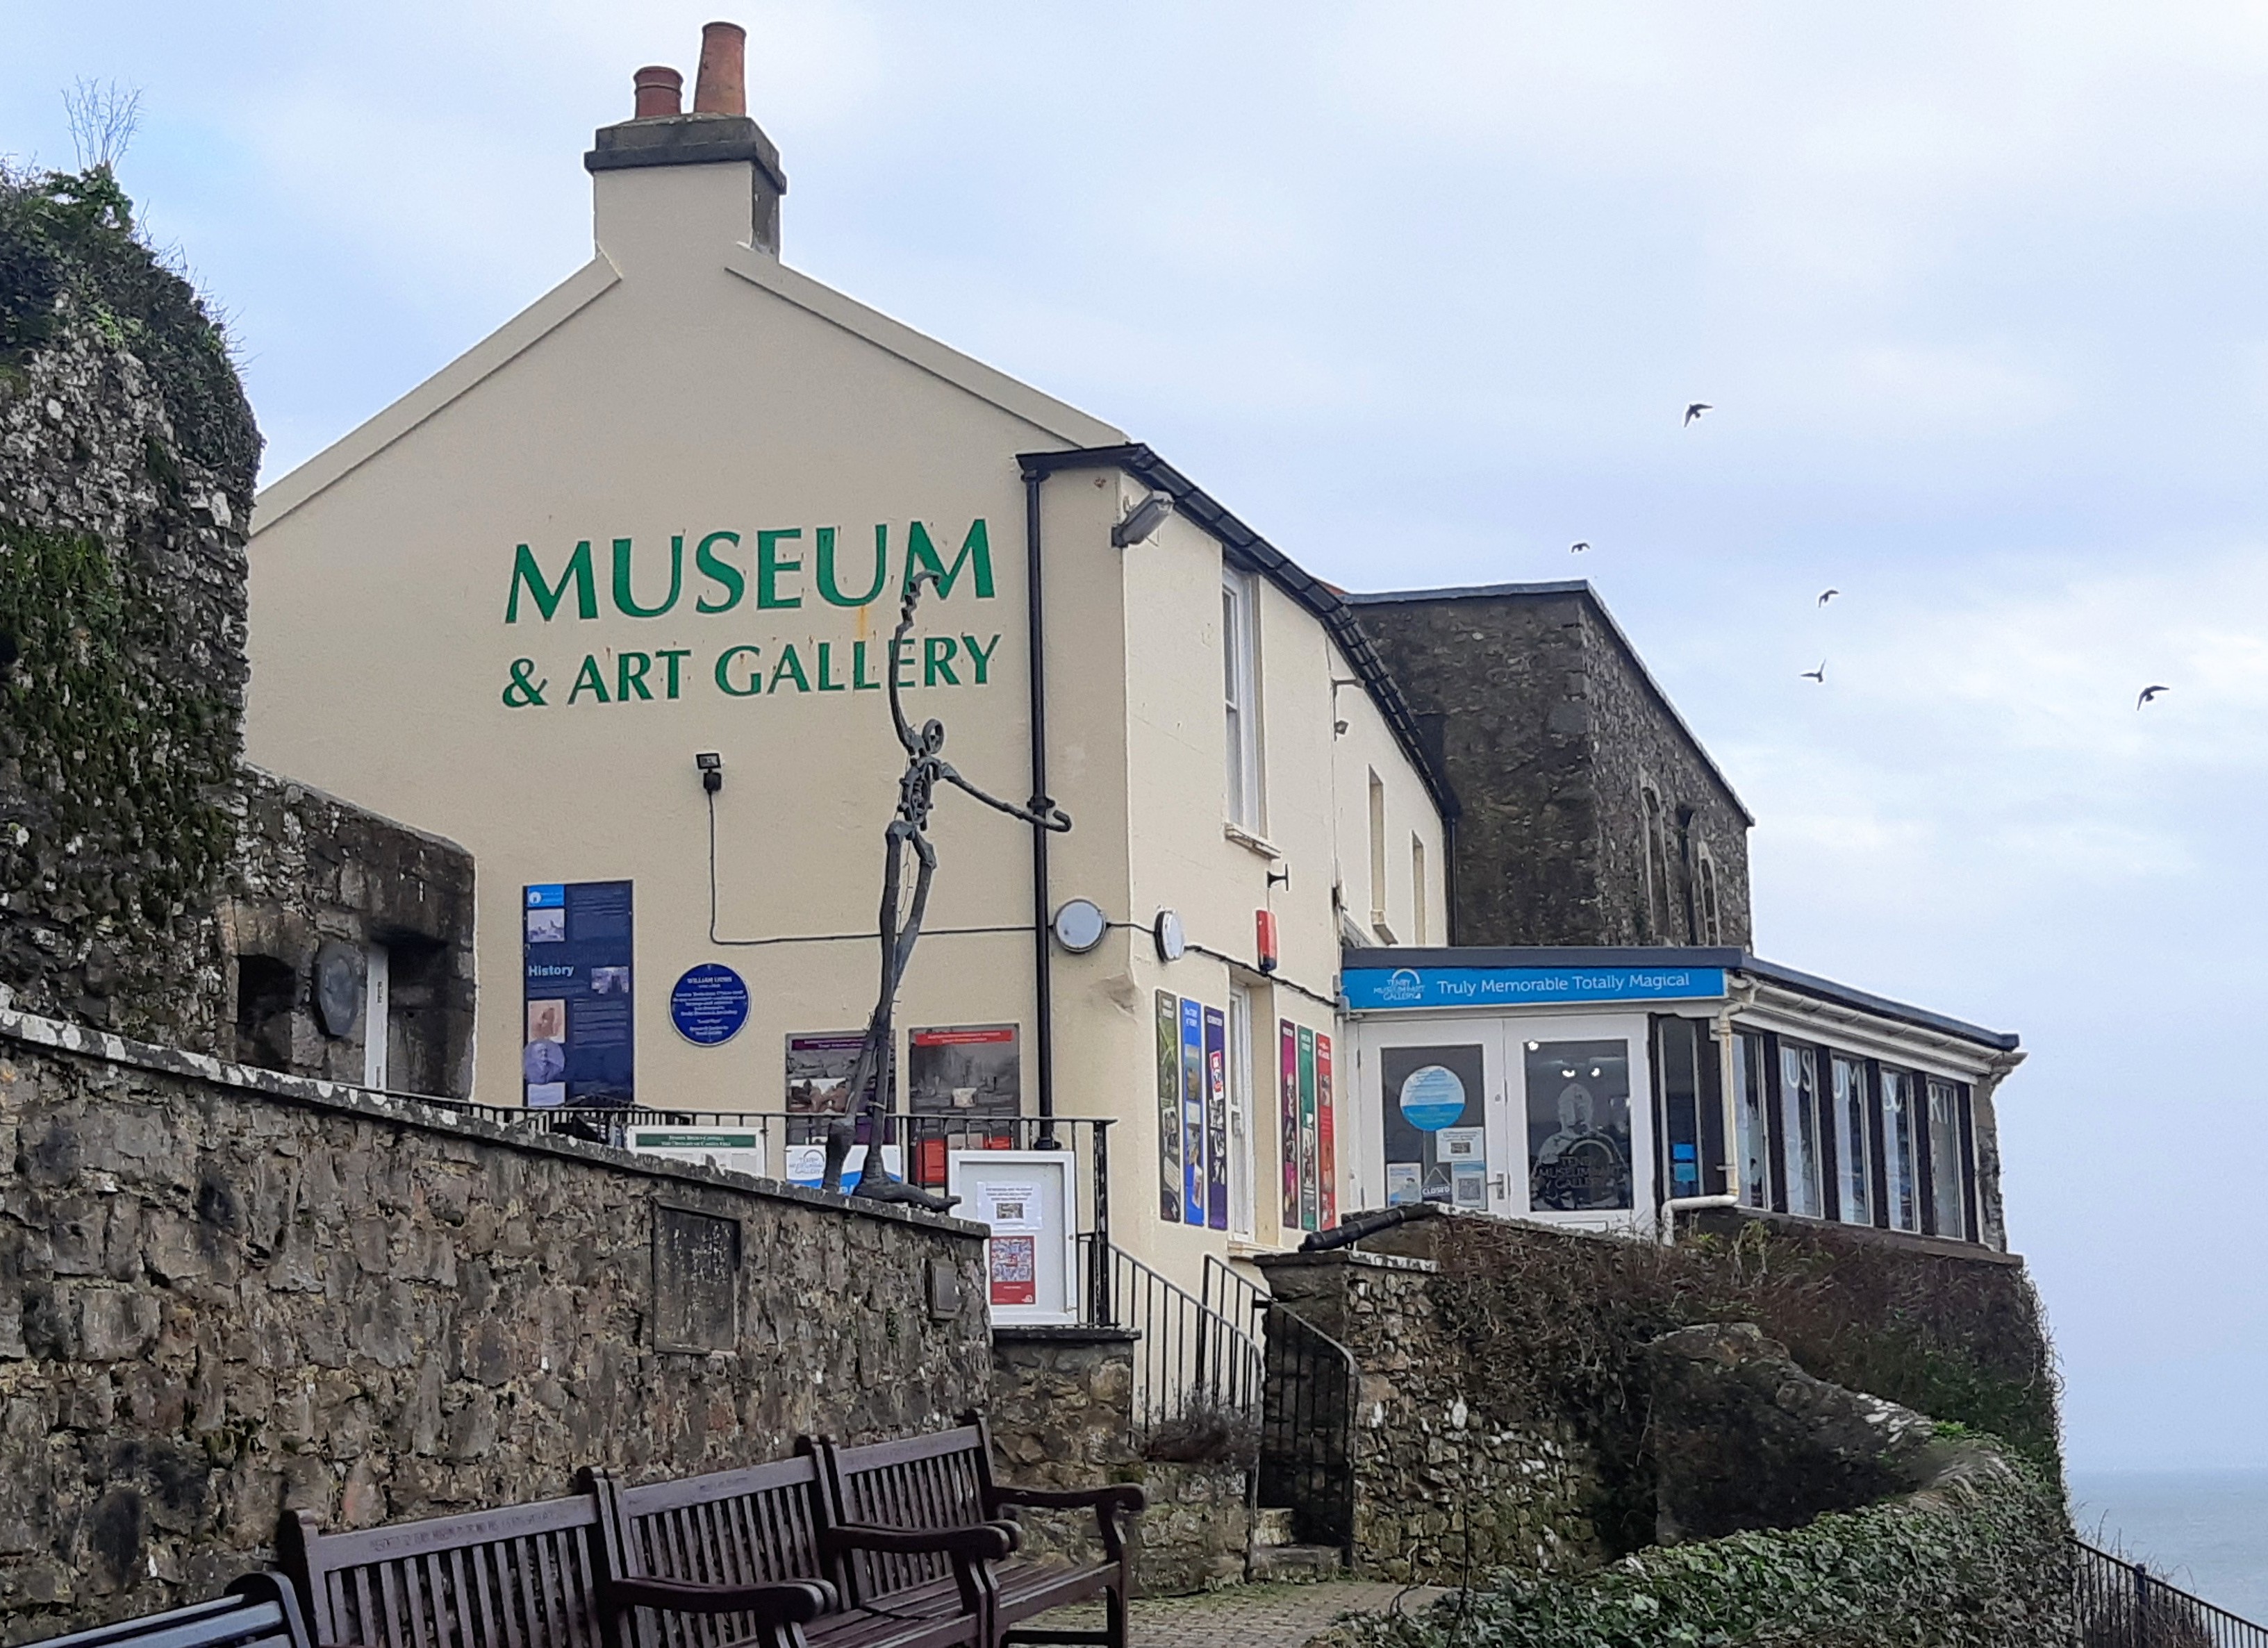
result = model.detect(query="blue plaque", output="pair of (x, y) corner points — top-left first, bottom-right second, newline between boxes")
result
(670, 963), (750, 1047)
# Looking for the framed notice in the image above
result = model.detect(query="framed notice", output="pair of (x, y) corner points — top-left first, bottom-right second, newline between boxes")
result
(950, 1151), (1077, 1324)
(1156, 992), (1182, 1222)
(786, 1031), (875, 1117)
(522, 881), (634, 1107)
(1204, 1006), (1230, 1231)
(908, 1024), (1019, 1114)
(1280, 1021), (1300, 1229)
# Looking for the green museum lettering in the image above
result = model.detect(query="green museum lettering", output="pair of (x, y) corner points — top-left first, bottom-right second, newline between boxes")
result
(505, 517), (996, 624)
(502, 634), (1002, 708)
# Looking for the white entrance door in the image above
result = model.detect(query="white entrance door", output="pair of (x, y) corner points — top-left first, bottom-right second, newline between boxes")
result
(1364, 1022), (1516, 1217)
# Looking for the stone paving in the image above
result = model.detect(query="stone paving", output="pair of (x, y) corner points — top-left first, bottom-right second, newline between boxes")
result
(1040, 1582), (1452, 1648)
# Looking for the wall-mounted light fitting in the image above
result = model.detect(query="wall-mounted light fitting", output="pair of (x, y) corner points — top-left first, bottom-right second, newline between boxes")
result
(1111, 492), (1174, 548)
(1152, 909), (1186, 963)
(1052, 897), (1108, 954)
(695, 751), (724, 793)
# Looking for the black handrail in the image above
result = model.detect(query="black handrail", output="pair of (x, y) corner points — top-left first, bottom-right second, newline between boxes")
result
(1259, 1301), (1359, 1558)
(2074, 1537), (2268, 1648)
(1083, 1239), (1263, 1441)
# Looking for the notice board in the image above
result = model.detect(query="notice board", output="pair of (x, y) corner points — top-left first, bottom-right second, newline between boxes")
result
(523, 881), (634, 1106)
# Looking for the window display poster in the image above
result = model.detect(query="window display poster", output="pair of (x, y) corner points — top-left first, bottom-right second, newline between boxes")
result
(522, 881), (634, 1106)
(1297, 1025), (1319, 1232)
(786, 1031), (875, 1115)
(1525, 1038), (1633, 1211)
(988, 1235), (1037, 1306)
(1180, 998), (1206, 1226)
(1156, 992), (1182, 1222)
(909, 1024), (1019, 1114)
(1380, 1043), (1487, 1208)
(1316, 1032), (1336, 1231)
(1280, 1021), (1300, 1229)
(1204, 1006), (1230, 1231)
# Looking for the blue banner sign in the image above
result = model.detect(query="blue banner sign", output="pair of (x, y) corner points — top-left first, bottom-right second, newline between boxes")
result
(1343, 965), (1728, 1012)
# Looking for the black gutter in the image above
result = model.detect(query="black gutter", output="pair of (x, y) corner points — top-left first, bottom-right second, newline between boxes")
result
(1339, 944), (2020, 1053)
(1020, 464), (1059, 1139)
(1016, 443), (1462, 829)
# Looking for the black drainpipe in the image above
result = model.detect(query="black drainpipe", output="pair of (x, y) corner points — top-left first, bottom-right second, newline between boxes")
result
(1023, 464), (1059, 1146)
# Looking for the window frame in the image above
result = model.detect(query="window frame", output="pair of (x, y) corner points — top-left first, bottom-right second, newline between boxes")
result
(1221, 566), (1264, 833)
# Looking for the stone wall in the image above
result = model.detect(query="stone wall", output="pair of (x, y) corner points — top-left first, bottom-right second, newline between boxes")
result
(1, 167), (260, 1047)
(1348, 585), (1750, 949)
(988, 1327), (1250, 1595)
(1257, 1251), (1604, 1584)
(224, 769), (476, 1099)
(0, 1007), (991, 1642)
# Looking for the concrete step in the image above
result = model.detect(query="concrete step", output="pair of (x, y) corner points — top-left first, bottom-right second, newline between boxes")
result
(1250, 1507), (1298, 1549)
(1248, 1542), (1344, 1583)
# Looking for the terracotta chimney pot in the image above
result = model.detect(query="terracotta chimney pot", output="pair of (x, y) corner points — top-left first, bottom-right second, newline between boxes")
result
(632, 65), (684, 119)
(692, 21), (747, 116)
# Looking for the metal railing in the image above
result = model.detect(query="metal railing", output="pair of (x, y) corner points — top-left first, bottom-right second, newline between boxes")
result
(1202, 1251), (1272, 1342)
(2075, 1538), (2268, 1648)
(1259, 1301), (1359, 1557)
(427, 1101), (1112, 1260)
(1083, 1238), (1264, 1442)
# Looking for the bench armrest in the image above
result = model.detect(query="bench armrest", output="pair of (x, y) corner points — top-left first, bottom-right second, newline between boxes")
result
(987, 1485), (1148, 1515)
(820, 1522), (1015, 1562)
(607, 1576), (838, 1624)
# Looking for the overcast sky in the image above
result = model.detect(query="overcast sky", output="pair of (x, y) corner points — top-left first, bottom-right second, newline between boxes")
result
(10, 1), (2267, 1474)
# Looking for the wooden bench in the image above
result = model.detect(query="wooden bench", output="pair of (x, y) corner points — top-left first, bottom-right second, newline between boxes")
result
(279, 1487), (833, 1648)
(817, 1420), (1143, 1648)
(31, 1576), (313, 1648)
(595, 1448), (1009, 1648)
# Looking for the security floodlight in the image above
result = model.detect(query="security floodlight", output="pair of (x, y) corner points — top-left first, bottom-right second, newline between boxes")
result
(1111, 492), (1174, 548)
(695, 751), (723, 792)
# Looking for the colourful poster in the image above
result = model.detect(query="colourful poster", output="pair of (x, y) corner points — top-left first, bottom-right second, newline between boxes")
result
(1280, 1021), (1301, 1229)
(1180, 998), (1206, 1226)
(988, 1235), (1037, 1306)
(1298, 1025), (1320, 1232)
(1204, 1006), (1229, 1231)
(522, 881), (634, 1107)
(1156, 992), (1182, 1222)
(1317, 1032), (1336, 1231)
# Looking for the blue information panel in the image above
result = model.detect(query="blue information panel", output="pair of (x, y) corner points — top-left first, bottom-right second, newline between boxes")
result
(670, 964), (750, 1047)
(523, 881), (634, 1106)
(1343, 964), (1727, 1012)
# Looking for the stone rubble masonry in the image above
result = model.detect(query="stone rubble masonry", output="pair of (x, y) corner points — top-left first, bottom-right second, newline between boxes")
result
(1350, 587), (1753, 949)
(988, 1327), (1252, 1596)
(1255, 1250), (1604, 1585)
(0, 1006), (991, 1643)
(223, 769), (476, 1099)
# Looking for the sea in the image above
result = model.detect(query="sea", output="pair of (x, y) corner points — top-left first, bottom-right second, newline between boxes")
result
(2069, 1469), (2268, 1626)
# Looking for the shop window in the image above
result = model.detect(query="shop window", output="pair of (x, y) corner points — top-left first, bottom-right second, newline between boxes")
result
(1734, 1032), (1770, 1208)
(1926, 1079), (1970, 1240)
(1654, 1017), (1717, 1204)
(1524, 1039), (1633, 1212)
(1778, 1042), (1823, 1217)
(1222, 569), (1264, 833)
(1831, 1054), (1873, 1226)
(1880, 1069), (1920, 1231)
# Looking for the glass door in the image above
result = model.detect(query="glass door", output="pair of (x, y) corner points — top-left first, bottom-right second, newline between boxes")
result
(1507, 1017), (1651, 1227)
(1368, 1026), (1506, 1214)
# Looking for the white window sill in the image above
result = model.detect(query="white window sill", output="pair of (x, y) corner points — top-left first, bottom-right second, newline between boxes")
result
(1223, 822), (1282, 860)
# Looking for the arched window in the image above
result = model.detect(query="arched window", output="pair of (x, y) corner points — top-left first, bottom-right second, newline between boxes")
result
(1640, 783), (1668, 941)
(1696, 849), (1722, 946)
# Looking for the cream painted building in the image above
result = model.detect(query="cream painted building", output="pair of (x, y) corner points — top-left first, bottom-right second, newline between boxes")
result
(245, 30), (1450, 1297)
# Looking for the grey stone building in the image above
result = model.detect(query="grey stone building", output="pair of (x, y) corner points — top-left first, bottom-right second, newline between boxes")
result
(1348, 581), (1753, 949)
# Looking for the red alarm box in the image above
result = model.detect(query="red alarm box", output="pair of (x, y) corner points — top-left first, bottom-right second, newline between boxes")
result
(1255, 908), (1279, 973)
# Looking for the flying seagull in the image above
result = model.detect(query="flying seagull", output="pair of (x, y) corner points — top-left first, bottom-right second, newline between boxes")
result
(1685, 402), (1712, 425)
(1571, 541), (1590, 554)
(1801, 661), (1826, 682)
(2137, 684), (2171, 708)
(1818, 588), (1839, 606)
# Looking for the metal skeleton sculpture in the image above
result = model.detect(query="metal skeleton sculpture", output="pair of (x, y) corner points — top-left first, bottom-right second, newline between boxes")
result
(820, 569), (1070, 1210)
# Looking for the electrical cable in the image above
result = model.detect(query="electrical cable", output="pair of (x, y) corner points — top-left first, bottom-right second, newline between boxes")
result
(704, 786), (1027, 948)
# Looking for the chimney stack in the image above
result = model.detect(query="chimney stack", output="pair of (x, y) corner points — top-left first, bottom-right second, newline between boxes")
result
(691, 22), (747, 117)
(586, 20), (787, 256)
(631, 66), (684, 119)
